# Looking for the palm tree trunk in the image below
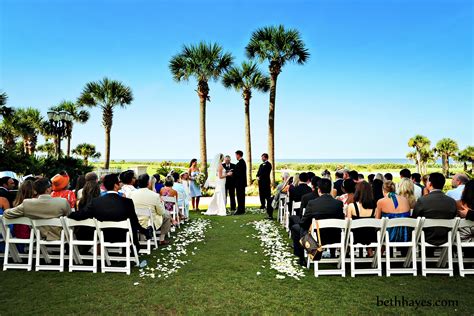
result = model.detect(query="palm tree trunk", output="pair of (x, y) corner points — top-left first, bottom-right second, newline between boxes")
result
(84, 156), (89, 166)
(463, 162), (467, 172)
(442, 155), (447, 177)
(416, 150), (421, 174)
(197, 81), (209, 177)
(268, 73), (278, 187)
(104, 128), (111, 169)
(67, 136), (71, 158)
(244, 95), (252, 186)
(445, 155), (450, 177)
(103, 106), (113, 170)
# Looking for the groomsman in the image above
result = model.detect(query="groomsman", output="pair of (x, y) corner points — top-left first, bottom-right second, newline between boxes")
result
(233, 150), (247, 215)
(222, 155), (236, 211)
(257, 153), (272, 217)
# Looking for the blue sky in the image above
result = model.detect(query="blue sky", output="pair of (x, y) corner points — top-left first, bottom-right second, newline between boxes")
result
(1, 0), (472, 161)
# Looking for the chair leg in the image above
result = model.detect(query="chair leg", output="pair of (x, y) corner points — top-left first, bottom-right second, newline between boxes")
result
(3, 240), (9, 271)
(350, 234), (355, 277)
(412, 242), (417, 276)
(421, 234), (427, 277)
(386, 243), (391, 277)
(457, 234), (465, 277)
(448, 242), (453, 277)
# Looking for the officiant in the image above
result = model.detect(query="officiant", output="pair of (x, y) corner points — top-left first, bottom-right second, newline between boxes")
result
(222, 155), (236, 211)
(257, 153), (272, 217)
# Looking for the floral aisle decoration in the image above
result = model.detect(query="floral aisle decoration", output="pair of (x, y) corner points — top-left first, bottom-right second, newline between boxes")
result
(138, 218), (212, 280)
(250, 220), (305, 280)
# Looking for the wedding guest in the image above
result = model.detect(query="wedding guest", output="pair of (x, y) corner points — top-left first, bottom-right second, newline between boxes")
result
(288, 172), (312, 217)
(321, 169), (331, 180)
(337, 179), (356, 211)
(0, 176), (15, 207)
(398, 168), (421, 199)
(301, 176), (320, 211)
(276, 171), (291, 193)
(76, 172), (98, 200)
(12, 180), (36, 239)
(153, 174), (164, 193)
(447, 173), (469, 200)
(160, 175), (179, 217)
(347, 181), (377, 256)
(422, 174), (430, 195)
(375, 181), (411, 242)
(384, 173), (393, 181)
(343, 169), (350, 180)
(374, 173), (384, 182)
(130, 174), (172, 245)
(398, 178), (417, 209)
(291, 173), (301, 189)
(290, 178), (344, 265)
(119, 170), (136, 198)
(368, 174), (375, 184)
(358, 174), (365, 181)
(411, 173), (425, 195)
(69, 173), (151, 247)
(172, 172), (189, 219)
(181, 172), (191, 197)
(51, 171), (77, 209)
(456, 180), (474, 245)
(5, 178), (71, 240)
(412, 172), (457, 246)
(349, 170), (359, 182)
(74, 175), (86, 197)
(77, 181), (101, 212)
(188, 159), (202, 211)
(334, 170), (345, 196)
(307, 172), (316, 182)
(372, 179), (384, 203)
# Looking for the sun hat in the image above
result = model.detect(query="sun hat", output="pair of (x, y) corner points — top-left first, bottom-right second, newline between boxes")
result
(51, 172), (70, 191)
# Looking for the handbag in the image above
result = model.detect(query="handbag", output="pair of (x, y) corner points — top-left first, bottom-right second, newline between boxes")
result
(299, 220), (323, 261)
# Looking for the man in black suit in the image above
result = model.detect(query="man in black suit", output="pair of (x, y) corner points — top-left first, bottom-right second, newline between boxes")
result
(69, 173), (151, 247)
(290, 178), (344, 265)
(412, 172), (456, 246)
(301, 176), (320, 210)
(288, 172), (312, 217)
(222, 155), (236, 211)
(257, 153), (272, 214)
(233, 150), (247, 215)
(0, 176), (15, 207)
(333, 170), (345, 196)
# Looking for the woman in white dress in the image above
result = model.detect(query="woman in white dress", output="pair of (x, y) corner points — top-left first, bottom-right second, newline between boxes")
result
(203, 153), (232, 216)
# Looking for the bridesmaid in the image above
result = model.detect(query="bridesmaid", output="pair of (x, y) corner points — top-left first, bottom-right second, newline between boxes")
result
(188, 158), (202, 211)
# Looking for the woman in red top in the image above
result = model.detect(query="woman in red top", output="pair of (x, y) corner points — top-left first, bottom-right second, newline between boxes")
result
(51, 171), (77, 209)
(12, 180), (36, 238)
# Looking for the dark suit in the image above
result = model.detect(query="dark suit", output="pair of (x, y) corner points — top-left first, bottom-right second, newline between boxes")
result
(222, 163), (236, 211)
(257, 161), (272, 214)
(289, 184), (312, 217)
(291, 194), (344, 262)
(301, 191), (319, 211)
(412, 190), (456, 246)
(233, 159), (247, 214)
(333, 179), (344, 197)
(69, 192), (148, 247)
(0, 187), (13, 208)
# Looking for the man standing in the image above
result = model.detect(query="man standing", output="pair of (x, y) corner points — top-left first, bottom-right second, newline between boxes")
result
(222, 155), (236, 211)
(233, 150), (247, 215)
(257, 153), (272, 213)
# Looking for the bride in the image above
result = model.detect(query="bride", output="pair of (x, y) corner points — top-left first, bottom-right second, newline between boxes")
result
(203, 153), (231, 216)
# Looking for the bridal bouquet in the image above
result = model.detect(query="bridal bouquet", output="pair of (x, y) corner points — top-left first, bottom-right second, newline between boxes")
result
(195, 173), (207, 187)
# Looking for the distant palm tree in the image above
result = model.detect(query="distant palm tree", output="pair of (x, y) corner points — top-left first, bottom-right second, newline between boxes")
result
(14, 107), (44, 155)
(0, 92), (13, 117)
(77, 77), (133, 170)
(435, 138), (459, 177)
(223, 61), (270, 185)
(408, 135), (431, 174)
(0, 92), (16, 149)
(457, 146), (474, 172)
(37, 142), (57, 157)
(169, 42), (233, 175)
(72, 143), (101, 166)
(246, 25), (310, 185)
(50, 101), (90, 157)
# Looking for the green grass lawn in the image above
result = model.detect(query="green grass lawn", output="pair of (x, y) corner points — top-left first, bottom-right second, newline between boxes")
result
(0, 211), (472, 314)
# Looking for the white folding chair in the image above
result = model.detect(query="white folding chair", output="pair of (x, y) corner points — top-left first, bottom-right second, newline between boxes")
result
(309, 218), (350, 277)
(135, 208), (158, 254)
(284, 195), (290, 231)
(96, 219), (139, 275)
(349, 218), (386, 277)
(278, 193), (287, 224)
(65, 218), (98, 273)
(291, 201), (301, 216)
(385, 217), (421, 276)
(420, 217), (459, 276)
(32, 218), (66, 272)
(0, 215), (21, 263)
(2, 217), (35, 271)
(456, 219), (474, 277)
(162, 196), (180, 228)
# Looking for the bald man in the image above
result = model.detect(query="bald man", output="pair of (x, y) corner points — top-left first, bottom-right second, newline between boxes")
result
(446, 173), (469, 200)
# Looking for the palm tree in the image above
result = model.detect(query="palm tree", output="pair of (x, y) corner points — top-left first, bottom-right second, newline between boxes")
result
(0, 93), (17, 149)
(223, 61), (270, 185)
(13, 107), (44, 155)
(37, 142), (57, 157)
(408, 135), (431, 174)
(169, 42), (233, 175)
(72, 143), (101, 166)
(457, 146), (474, 172)
(246, 25), (310, 186)
(434, 138), (459, 177)
(77, 77), (133, 169)
(0, 92), (13, 117)
(50, 101), (90, 157)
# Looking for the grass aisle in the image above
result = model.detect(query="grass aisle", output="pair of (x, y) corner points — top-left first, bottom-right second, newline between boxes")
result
(0, 212), (472, 314)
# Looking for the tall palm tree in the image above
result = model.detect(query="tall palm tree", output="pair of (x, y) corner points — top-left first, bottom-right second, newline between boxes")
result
(457, 146), (474, 172)
(408, 135), (431, 174)
(77, 77), (133, 169)
(169, 42), (233, 175)
(435, 138), (459, 177)
(72, 143), (101, 166)
(37, 142), (57, 157)
(246, 25), (310, 185)
(0, 92), (16, 149)
(223, 61), (270, 185)
(50, 101), (90, 157)
(13, 107), (44, 155)
(0, 92), (13, 117)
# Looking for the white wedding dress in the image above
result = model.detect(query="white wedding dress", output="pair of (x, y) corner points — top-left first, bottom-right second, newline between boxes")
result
(204, 167), (227, 216)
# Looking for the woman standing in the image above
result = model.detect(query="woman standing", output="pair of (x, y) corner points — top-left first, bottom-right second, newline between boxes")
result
(188, 159), (202, 211)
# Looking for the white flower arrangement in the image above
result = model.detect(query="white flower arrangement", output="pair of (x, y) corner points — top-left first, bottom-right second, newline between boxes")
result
(250, 220), (305, 280)
(139, 218), (212, 280)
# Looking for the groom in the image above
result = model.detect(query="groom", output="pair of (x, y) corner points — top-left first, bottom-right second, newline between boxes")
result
(233, 150), (247, 215)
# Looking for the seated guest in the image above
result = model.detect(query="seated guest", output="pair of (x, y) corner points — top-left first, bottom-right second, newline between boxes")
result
(153, 174), (164, 193)
(119, 170), (136, 198)
(358, 174), (365, 181)
(77, 181), (101, 212)
(384, 173), (393, 182)
(0, 176), (16, 207)
(422, 174), (430, 195)
(12, 180), (36, 239)
(349, 170), (359, 182)
(51, 171), (77, 209)
(372, 179), (384, 203)
(375, 181), (411, 242)
(398, 178), (417, 209)
(69, 173), (150, 247)
(333, 170), (344, 196)
(160, 176), (179, 215)
(74, 175), (86, 198)
(411, 172), (425, 195)
(398, 168), (421, 199)
(290, 178), (344, 265)
(288, 172), (312, 217)
(76, 172), (98, 200)
(447, 173), (469, 201)
(347, 181), (376, 256)
(301, 176), (321, 211)
(289, 173), (300, 189)
(321, 169), (331, 180)
(457, 180), (474, 244)
(4, 178), (71, 240)
(412, 172), (457, 246)
(307, 172), (316, 182)
(172, 172), (189, 219)
(336, 179), (356, 212)
(181, 172), (191, 198)
(130, 174), (172, 245)
(368, 174), (375, 184)
(275, 171), (290, 193)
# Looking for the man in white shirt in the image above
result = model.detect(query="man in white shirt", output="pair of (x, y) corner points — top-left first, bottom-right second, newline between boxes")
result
(129, 174), (171, 246)
(447, 173), (469, 201)
(398, 169), (422, 199)
(172, 172), (189, 218)
(119, 170), (136, 198)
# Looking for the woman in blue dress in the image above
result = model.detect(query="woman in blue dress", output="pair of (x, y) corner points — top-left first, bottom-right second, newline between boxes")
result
(188, 159), (202, 211)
